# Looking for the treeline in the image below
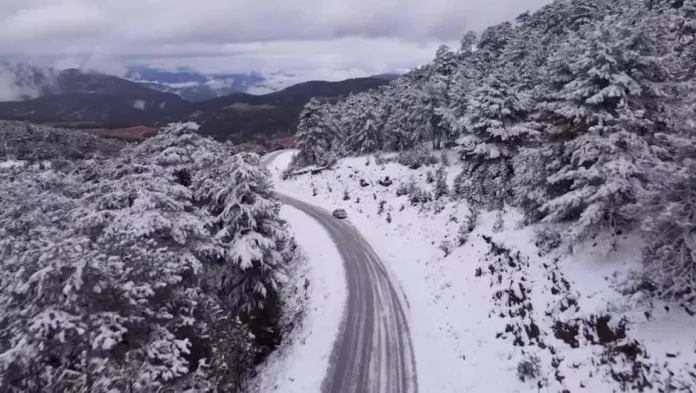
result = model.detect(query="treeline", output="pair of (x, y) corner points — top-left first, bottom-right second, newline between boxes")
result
(0, 121), (125, 163)
(0, 121), (296, 392)
(293, 0), (696, 304)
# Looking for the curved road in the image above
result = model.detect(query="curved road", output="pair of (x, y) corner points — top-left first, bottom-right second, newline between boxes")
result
(262, 152), (418, 393)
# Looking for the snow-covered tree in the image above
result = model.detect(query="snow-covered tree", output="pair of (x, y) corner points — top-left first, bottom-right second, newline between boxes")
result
(0, 121), (296, 392)
(517, 14), (671, 248)
(498, 17), (553, 93)
(455, 73), (538, 208)
(441, 63), (480, 139)
(294, 98), (336, 166)
(193, 152), (293, 359)
(346, 94), (385, 153)
(567, 0), (614, 30)
(476, 22), (514, 68)
(384, 83), (433, 151)
(193, 152), (289, 314)
(635, 135), (696, 305)
(432, 44), (459, 78)
(136, 121), (228, 172)
(674, 0), (696, 80)
(434, 165), (449, 199)
(523, 0), (572, 36)
(0, 157), (256, 391)
(0, 120), (124, 163)
(459, 31), (478, 55)
(428, 45), (459, 149)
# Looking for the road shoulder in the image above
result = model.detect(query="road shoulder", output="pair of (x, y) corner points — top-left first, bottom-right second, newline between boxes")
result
(248, 204), (347, 393)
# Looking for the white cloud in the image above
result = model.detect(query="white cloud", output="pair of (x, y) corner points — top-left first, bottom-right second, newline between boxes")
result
(0, 70), (24, 101)
(52, 55), (128, 76)
(0, 0), (552, 78)
(132, 38), (454, 79)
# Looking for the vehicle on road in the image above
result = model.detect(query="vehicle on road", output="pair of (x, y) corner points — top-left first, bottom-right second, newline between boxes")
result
(332, 208), (348, 219)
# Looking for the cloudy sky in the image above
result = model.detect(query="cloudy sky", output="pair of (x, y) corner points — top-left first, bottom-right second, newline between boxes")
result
(0, 0), (550, 80)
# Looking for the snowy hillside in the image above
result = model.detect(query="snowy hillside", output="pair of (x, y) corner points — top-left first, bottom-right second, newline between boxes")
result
(284, 2), (696, 390)
(269, 150), (696, 392)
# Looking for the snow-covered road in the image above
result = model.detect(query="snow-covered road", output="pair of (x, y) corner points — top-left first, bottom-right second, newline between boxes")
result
(262, 151), (419, 393)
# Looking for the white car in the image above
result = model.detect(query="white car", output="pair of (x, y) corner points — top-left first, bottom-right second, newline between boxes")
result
(332, 208), (348, 219)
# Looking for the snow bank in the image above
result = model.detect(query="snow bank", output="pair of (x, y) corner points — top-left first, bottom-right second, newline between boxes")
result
(0, 160), (53, 170)
(0, 160), (26, 169)
(269, 150), (696, 392)
(249, 204), (347, 393)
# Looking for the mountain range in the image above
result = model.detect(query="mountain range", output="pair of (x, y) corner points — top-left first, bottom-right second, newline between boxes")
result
(0, 62), (399, 143)
(125, 66), (273, 101)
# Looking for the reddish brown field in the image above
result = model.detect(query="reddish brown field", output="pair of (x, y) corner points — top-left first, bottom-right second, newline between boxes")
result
(90, 126), (159, 142)
(270, 136), (296, 149)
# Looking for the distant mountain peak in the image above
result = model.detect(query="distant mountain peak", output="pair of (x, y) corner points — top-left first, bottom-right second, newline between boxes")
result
(123, 66), (403, 102)
(124, 66), (268, 102)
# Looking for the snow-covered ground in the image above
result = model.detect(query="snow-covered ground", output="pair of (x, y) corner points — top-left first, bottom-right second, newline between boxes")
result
(0, 160), (48, 169)
(0, 160), (24, 169)
(249, 205), (347, 393)
(266, 150), (696, 392)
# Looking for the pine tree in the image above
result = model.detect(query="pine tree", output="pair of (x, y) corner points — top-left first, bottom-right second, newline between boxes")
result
(385, 83), (432, 151)
(456, 73), (538, 208)
(675, 0), (696, 80)
(294, 98), (335, 166)
(442, 31), (486, 143)
(512, 142), (564, 223)
(518, 14), (672, 249)
(452, 168), (468, 199)
(193, 152), (288, 314)
(499, 17), (551, 93)
(0, 157), (255, 392)
(524, 0), (572, 36)
(138, 121), (228, 172)
(0, 121), (124, 163)
(459, 31), (478, 55)
(347, 94), (384, 154)
(476, 22), (514, 68)
(384, 82), (413, 151)
(0, 121), (297, 392)
(567, 0), (613, 30)
(434, 165), (449, 199)
(634, 133), (696, 305)
(432, 44), (459, 78)
(428, 45), (459, 149)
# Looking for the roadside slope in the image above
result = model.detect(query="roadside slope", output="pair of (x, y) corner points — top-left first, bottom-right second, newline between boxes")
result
(271, 150), (696, 392)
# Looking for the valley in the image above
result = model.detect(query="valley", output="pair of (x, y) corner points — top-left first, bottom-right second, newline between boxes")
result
(0, 63), (396, 144)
